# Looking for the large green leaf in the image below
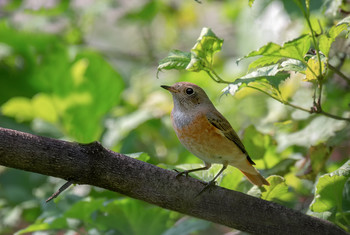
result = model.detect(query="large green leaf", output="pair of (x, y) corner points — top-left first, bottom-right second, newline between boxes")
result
(309, 160), (350, 227)
(276, 117), (347, 151)
(310, 160), (350, 213)
(97, 199), (173, 235)
(237, 35), (311, 69)
(248, 175), (296, 207)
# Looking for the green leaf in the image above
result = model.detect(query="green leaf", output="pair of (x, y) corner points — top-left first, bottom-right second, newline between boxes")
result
(127, 152), (151, 163)
(309, 160), (350, 217)
(305, 56), (327, 81)
(59, 51), (125, 143)
(16, 217), (68, 234)
(157, 28), (223, 74)
(64, 198), (105, 222)
(98, 199), (173, 235)
(2, 94), (58, 123)
(319, 23), (348, 57)
(261, 175), (289, 202)
(248, 0), (255, 7)
(186, 27), (223, 71)
(238, 35), (311, 67)
(157, 50), (191, 76)
(247, 175), (295, 207)
(223, 65), (290, 96)
(280, 59), (307, 73)
(276, 116), (347, 151)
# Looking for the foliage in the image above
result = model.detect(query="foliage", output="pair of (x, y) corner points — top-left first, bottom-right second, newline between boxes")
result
(0, 0), (349, 234)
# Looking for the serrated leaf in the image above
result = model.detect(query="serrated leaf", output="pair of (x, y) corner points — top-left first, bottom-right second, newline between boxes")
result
(261, 175), (289, 202)
(310, 160), (350, 214)
(319, 23), (348, 57)
(186, 27), (223, 71)
(247, 175), (295, 207)
(238, 35), (311, 66)
(222, 65), (289, 96)
(237, 42), (281, 64)
(157, 50), (191, 76)
(248, 56), (281, 70)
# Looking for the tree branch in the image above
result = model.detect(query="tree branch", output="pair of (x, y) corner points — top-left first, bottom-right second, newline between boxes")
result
(0, 127), (347, 235)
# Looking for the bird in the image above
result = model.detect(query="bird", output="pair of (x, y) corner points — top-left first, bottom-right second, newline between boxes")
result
(161, 82), (269, 189)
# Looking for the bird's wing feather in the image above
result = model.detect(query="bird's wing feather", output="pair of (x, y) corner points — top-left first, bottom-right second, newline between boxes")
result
(206, 110), (255, 165)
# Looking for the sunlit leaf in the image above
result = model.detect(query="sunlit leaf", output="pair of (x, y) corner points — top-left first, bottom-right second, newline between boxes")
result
(238, 35), (311, 66)
(127, 152), (151, 163)
(222, 65), (289, 96)
(305, 56), (326, 81)
(319, 17), (349, 57)
(2, 94), (58, 123)
(261, 175), (289, 202)
(247, 175), (295, 207)
(186, 27), (223, 71)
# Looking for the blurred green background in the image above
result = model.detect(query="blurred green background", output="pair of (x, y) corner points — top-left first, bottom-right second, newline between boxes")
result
(0, 0), (349, 234)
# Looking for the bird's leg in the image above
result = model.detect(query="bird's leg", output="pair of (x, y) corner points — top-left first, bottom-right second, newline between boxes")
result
(196, 163), (228, 197)
(174, 163), (211, 178)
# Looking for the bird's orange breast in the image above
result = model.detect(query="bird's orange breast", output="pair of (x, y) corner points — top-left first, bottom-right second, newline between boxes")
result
(172, 113), (243, 163)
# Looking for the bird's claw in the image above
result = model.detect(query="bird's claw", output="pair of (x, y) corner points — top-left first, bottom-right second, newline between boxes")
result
(195, 180), (216, 197)
(173, 169), (189, 178)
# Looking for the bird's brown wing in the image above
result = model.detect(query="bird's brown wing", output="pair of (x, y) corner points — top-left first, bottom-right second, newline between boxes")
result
(206, 111), (256, 165)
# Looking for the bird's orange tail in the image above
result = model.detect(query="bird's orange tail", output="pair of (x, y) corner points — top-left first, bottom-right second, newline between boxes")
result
(240, 170), (270, 187)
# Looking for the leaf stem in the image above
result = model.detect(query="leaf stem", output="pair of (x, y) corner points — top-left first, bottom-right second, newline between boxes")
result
(246, 85), (350, 121)
(328, 63), (350, 85)
(206, 69), (230, 83)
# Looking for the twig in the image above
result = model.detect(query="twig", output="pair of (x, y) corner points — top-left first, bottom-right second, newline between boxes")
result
(328, 64), (350, 85)
(46, 180), (74, 203)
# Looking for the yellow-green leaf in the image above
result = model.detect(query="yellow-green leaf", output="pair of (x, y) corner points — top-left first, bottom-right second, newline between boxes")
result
(305, 57), (326, 81)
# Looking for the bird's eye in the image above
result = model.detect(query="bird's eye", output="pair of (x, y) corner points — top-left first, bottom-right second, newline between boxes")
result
(185, 88), (194, 95)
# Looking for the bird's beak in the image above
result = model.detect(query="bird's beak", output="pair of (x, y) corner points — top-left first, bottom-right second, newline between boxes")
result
(161, 85), (179, 93)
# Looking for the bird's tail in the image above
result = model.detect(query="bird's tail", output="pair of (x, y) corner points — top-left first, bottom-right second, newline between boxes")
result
(240, 170), (270, 187)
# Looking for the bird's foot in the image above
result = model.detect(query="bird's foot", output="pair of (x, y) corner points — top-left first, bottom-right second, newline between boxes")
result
(173, 169), (190, 178)
(195, 180), (216, 197)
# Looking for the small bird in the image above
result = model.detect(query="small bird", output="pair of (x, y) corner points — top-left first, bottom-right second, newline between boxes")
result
(161, 82), (269, 189)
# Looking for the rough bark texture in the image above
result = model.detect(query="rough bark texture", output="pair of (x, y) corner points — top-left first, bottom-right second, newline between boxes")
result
(0, 127), (347, 235)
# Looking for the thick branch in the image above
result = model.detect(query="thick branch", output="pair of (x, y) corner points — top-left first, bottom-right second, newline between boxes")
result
(0, 127), (347, 235)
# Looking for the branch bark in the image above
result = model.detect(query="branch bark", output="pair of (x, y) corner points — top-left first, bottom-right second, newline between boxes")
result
(0, 127), (347, 235)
